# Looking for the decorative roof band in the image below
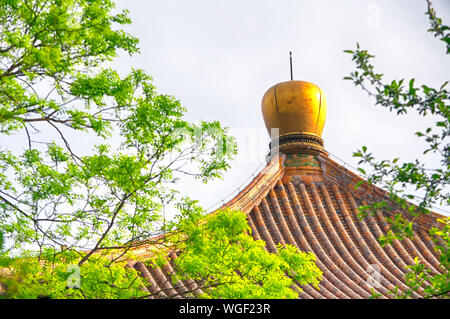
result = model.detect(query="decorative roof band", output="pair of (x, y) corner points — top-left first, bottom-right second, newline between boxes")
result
(268, 133), (327, 157)
(271, 133), (324, 147)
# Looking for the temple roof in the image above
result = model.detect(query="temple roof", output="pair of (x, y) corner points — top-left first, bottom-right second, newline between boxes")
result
(127, 80), (445, 299)
(127, 153), (444, 299)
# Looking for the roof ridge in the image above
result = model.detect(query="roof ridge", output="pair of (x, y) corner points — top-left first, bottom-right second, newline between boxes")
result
(212, 154), (285, 214)
(317, 155), (446, 228)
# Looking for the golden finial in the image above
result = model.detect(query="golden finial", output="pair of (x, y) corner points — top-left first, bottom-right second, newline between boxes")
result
(261, 56), (327, 155)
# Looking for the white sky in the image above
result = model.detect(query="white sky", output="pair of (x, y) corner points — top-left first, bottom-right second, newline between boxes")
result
(108, 0), (450, 216)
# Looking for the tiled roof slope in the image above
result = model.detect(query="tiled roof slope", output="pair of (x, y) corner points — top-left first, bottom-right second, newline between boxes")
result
(128, 154), (445, 299)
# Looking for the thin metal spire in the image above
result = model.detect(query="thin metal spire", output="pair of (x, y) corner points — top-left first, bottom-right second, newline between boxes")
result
(289, 51), (293, 80)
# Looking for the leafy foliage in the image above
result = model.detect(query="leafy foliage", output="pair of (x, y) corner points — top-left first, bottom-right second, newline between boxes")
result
(0, 0), (238, 298)
(345, 0), (449, 298)
(0, 0), (236, 256)
(159, 202), (322, 299)
(0, 249), (146, 299)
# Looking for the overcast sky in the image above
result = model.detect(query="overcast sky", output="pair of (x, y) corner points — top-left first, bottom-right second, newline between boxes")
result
(111, 0), (450, 216)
